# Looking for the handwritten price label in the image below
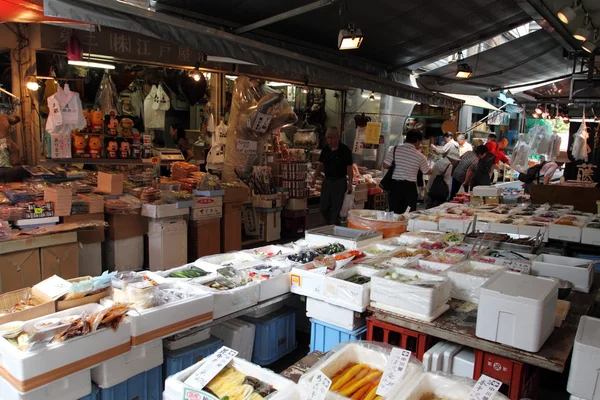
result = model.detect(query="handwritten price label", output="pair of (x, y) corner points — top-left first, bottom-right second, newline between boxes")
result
(305, 371), (331, 400)
(469, 374), (502, 400)
(377, 349), (411, 396)
(236, 139), (258, 156)
(183, 346), (238, 390)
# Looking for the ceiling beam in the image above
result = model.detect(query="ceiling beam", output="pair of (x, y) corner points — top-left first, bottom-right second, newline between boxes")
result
(390, 13), (532, 72)
(234, 0), (337, 35)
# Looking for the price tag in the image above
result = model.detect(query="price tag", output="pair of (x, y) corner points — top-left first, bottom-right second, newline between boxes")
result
(311, 267), (327, 275)
(183, 388), (218, 400)
(183, 346), (238, 390)
(252, 112), (273, 133)
(377, 348), (411, 396)
(151, 157), (160, 165)
(236, 139), (258, 156)
(304, 371), (331, 400)
(468, 374), (502, 400)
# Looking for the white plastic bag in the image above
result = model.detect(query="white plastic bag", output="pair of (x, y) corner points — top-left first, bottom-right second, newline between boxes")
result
(572, 111), (590, 161)
(340, 191), (355, 218)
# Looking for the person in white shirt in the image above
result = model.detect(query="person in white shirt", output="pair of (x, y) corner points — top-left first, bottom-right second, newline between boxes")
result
(457, 133), (473, 157)
(431, 132), (460, 160)
(383, 130), (432, 213)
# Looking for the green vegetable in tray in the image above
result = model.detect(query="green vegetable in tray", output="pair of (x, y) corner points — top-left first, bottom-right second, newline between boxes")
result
(344, 275), (371, 285)
(168, 266), (209, 279)
(317, 243), (346, 255)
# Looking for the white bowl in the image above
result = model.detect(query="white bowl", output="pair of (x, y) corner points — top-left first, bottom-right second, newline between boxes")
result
(34, 317), (61, 331)
(0, 321), (24, 338)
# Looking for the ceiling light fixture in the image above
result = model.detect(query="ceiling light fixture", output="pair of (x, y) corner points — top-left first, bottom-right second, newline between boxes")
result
(535, 105), (543, 114)
(557, 0), (581, 24)
(574, 14), (591, 41)
(301, 86), (309, 94)
(338, 23), (364, 50)
(582, 31), (598, 53)
(369, 92), (375, 101)
(68, 60), (115, 70)
(455, 51), (472, 78)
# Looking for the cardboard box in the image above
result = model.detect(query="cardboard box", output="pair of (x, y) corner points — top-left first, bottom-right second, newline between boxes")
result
(141, 203), (190, 218)
(189, 218), (221, 260)
(0, 288), (55, 326)
(77, 226), (105, 244)
(285, 198), (307, 211)
(148, 216), (188, 271)
(56, 276), (110, 311)
(223, 183), (250, 204)
(103, 236), (144, 271)
(62, 212), (105, 224)
(78, 242), (102, 277)
(44, 186), (72, 217)
(258, 210), (281, 243)
(0, 250), (41, 293)
(106, 213), (148, 240)
(97, 172), (124, 195)
(221, 202), (243, 252)
(192, 196), (223, 209)
(78, 193), (104, 214)
(252, 193), (285, 209)
(40, 242), (78, 281)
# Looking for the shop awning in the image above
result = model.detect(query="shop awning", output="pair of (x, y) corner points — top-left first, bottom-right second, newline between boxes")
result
(440, 93), (500, 111)
(42, 0), (463, 109)
(0, 0), (87, 23)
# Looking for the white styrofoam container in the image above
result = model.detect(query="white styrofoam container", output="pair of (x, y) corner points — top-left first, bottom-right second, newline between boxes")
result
(154, 263), (217, 284)
(532, 254), (594, 293)
(549, 220), (585, 242)
(253, 272), (290, 302)
(445, 261), (507, 303)
(305, 297), (365, 331)
(148, 216), (188, 271)
(243, 245), (295, 258)
(518, 223), (549, 242)
(582, 225), (600, 246)
(192, 196), (223, 209)
(438, 217), (472, 233)
(0, 304), (131, 389)
(476, 271), (558, 352)
(0, 369), (91, 400)
(289, 265), (328, 299)
(489, 221), (522, 235)
(91, 339), (163, 388)
(323, 266), (380, 312)
(568, 316), (600, 400)
(197, 281), (260, 319)
(210, 319), (255, 361)
(141, 203), (190, 218)
(304, 226), (383, 249)
(408, 259), (455, 275)
(195, 251), (263, 271)
(370, 268), (451, 315)
(370, 301), (450, 323)
(473, 186), (501, 197)
(413, 218), (439, 232)
(395, 372), (507, 400)
(164, 355), (295, 400)
(78, 242), (102, 277)
(103, 236), (144, 271)
(298, 342), (423, 400)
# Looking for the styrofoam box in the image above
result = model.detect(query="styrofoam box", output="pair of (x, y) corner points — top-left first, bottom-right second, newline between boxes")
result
(164, 355), (295, 400)
(413, 218), (439, 232)
(304, 227), (383, 250)
(103, 236), (144, 271)
(362, 243), (403, 258)
(324, 266), (380, 312)
(446, 261), (507, 303)
(0, 369), (91, 400)
(198, 281), (260, 319)
(154, 263), (218, 284)
(518, 223), (549, 242)
(395, 372), (508, 400)
(438, 217), (472, 233)
(306, 297), (365, 331)
(568, 316), (600, 400)
(91, 339), (163, 388)
(298, 342), (423, 400)
(148, 216), (188, 271)
(125, 281), (213, 346)
(195, 251), (263, 271)
(244, 245), (295, 258)
(409, 259), (455, 275)
(254, 271), (291, 302)
(532, 254), (594, 293)
(289, 265), (328, 299)
(0, 304), (131, 384)
(549, 220), (585, 242)
(582, 225), (600, 246)
(489, 221), (522, 235)
(210, 319), (255, 361)
(476, 271), (558, 352)
(473, 186), (501, 197)
(141, 203), (190, 218)
(370, 268), (452, 315)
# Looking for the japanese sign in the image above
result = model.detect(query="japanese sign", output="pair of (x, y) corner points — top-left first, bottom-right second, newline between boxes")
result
(304, 371), (331, 400)
(365, 122), (382, 145)
(469, 374), (502, 400)
(376, 348), (411, 396)
(236, 139), (258, 156)
(251, 113), (273, 133)
(183, 346), (238, 390)
(182, 388), (218, 400)
(487, 111), (511, 126)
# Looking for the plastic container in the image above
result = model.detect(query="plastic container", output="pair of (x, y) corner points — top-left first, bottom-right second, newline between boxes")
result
(306, 297), (365, 331)
(305, 225), (383, 249)
(347, 210), (408, 238)
(98, 364), (162, 400)
(210, 319), (255, 361)
(532, 254), (594, 293)
(451, 348), (475, 379)
(567, 316), (600, 400)
(370, 268), (451, 315)
(476, 271), (558, 352)
(241, 307), (297, 365)
(445, 261), (507, 303)
(78, 384), (99, 400)
(163, 336), (223, 381)
(0, 369), (91, 400)
(555, 300), (570, 328)
(323, 266), (379, 312)
(309, 318), (367, 353)
(163, 326), (211, 351)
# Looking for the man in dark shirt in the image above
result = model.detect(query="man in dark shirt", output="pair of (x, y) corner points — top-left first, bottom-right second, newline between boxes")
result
(312, 127), (354, 225)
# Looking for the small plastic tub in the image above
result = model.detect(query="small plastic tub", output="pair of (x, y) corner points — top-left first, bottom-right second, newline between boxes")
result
(348, 209), (408, 238)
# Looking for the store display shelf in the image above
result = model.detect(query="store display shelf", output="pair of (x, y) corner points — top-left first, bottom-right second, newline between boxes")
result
(44, 158), (172, 166)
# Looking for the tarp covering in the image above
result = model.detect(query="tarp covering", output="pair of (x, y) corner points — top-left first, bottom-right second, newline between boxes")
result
(43, 0), (463, 109)
(441, 93), (500, 110)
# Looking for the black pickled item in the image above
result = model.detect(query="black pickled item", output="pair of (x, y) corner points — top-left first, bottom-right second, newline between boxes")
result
(344, 275), (371, 285)
(317, 243), (346, 255)
(288, 250), (319, 263)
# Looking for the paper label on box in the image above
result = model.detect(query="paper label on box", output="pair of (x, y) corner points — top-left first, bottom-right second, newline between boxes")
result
(251, 112), (273, 133)
(236, 139), (258, 156)
(33, 275), (71, 299)
(468, 374), (502, 400)
(183, 346), (238, 390)
(305, 371), (331, 400)
(311, 267), (327, 275)
(183, 388), (218, 400)
(376, 348), (411, 396)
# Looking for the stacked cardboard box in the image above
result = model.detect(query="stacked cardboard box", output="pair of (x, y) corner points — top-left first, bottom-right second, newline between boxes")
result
(44, 186), (72, 217)
(97, 172), (124, 195)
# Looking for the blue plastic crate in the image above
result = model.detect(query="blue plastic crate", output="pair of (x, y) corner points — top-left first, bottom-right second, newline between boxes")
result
(241, 307), (297, 366)
(78, 383), (99, 400)
(310, 318), (367, 353)
(99, 364), (162, 400)
(574, 253), (600, 272)
(163, 336), (224, 381)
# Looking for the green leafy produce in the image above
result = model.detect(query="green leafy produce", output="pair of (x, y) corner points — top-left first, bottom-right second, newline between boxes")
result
(168, 266), (209, 279)
(344, 275), (371, 285)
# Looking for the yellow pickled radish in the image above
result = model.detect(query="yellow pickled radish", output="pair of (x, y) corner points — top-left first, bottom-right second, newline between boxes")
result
(330, 363), (368, 391)
(340, 371), (383, 397)
(363, 385), (379, 400)
(350, 383), (373, 400)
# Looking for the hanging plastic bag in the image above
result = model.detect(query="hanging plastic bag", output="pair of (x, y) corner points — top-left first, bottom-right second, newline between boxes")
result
(572, 110), (590, 162)
(340, 190), (355, 218)
(94, 73), (122, 115)
(510, 133), (531, 173)
(548, 132), (562, 161)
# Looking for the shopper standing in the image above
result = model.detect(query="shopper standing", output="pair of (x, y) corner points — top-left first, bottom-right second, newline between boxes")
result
(383, 130), (432, 214)
(312, 127), (353, 225)
(426, 155), (453, 209)
(457, 134), (473, 157)
(469, 145), (496, 189)
(450, 149), (478, 198)
(431, 132), (460, 160)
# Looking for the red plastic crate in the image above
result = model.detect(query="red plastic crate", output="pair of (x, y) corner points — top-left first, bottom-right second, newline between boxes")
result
(366, 317), (431, 361)
(281, 210), (307, 236)
(474, 350), (540, 400)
